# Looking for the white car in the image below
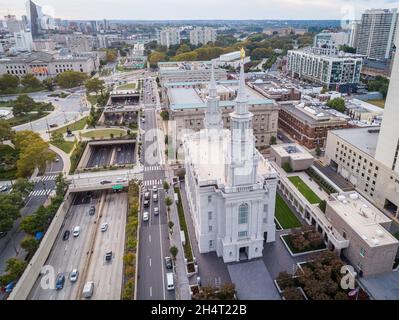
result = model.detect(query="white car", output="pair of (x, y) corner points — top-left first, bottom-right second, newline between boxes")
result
(70, 269), (79, 282)
(143, 212), (149, 221)
(115, 177), (127, 183)
(100, 223), (108, 232)
(153, 194), (158, 202)
(154, 207), (159, 215)
(73, 226), (80, 237)
(152, 186), (158, 193)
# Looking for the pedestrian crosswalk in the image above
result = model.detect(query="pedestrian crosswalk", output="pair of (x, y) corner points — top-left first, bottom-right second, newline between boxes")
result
(29, 189), (54, 197)
(40, 175), (58, 181)
(143, 165), (163, 172)
(141, 179), (163, 187)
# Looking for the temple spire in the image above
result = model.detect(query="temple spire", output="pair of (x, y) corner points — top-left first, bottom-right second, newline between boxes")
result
(209, 61), (217, 98)
(236, 60), (248, 103)
(204, 61), (223, 130)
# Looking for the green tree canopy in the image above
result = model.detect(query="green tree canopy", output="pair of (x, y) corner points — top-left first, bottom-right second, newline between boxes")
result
(326, 97), (346, 113)
(0, 120), (14, 141)
(0, 74), (20, 92)
(149, 51), (167, 67)
(56, 71), (88, 89)
(85, 78), (105, 94)
(12, 94), (35, 117)
(21, 74), (42, 89)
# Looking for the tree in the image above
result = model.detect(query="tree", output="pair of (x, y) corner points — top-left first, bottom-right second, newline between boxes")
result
(149, 51), (167, 68)
(42, 77), (54, 91)
(21, 74), (42, 89)
(11, 178), (34, 198)
(20, 235), (39, 255)
(160, 110), (169, 121)
(339, 45), (356, 54)
(56, 71), (88, 89)
(15, 131), (56, 178)
(367, 76), (390, 99)
(169, 245), (178, 260)
(55, 173), (67, 197)
(0, 120), (14, 141)
(163, 181), (170, 192)
(171, 51), (198, 62)
(2, 257), (26, 280)
(269, 135), (277, 145)
(0, 74), (20, 93)
(283, 287), (305, 300)
(251, 47), (274, 60)
(12, 94), (35, 117)
(0, 193), (22, 233)
(168, 220), (174, 230)
(106, 49), (117, 63)
(326, 97), (346, 113)
(165, 197), (173, 211)
(85, 78), (105, 94)
(216, 283), (236, 300)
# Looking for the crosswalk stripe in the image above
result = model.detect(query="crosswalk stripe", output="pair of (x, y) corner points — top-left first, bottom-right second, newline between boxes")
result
(144, 165), (163, 172)
(29, 189), (54, 197)
(142, 179), (163, 186)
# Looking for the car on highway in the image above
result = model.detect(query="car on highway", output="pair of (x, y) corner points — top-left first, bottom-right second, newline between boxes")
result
(69, 269), (79, 283)
(89, 206), (96, 216)
(100, 223), (108, 232)
(100, 180), (112, 185)
(55, 274), (65, 290)
(143, 200), (150, 207)
(164, 256), (172, 269)
(105, 251), (113, 262)
(143, 211), (149, 221)
(154, 207), (159, 215)
(144, 191), (150, 200)
(115, 177), (127, 183)
(153, 194), (158, 202)
(63, 230), (70, 241)
(73, 226), (80, 237)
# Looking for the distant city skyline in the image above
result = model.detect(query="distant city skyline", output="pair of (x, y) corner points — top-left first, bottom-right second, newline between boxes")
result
(0, 0), (398, 21)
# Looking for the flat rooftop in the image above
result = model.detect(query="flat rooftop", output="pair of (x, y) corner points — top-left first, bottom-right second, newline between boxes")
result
(331, 127), (380, 157)
(271, 143), (314, 161)
(328, 192), (397, 248)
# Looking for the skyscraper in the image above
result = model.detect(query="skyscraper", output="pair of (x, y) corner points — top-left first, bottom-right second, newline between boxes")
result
(356, 8), (398, 60)
(25, 0), (42, 39)
(375, 28), (399, 173)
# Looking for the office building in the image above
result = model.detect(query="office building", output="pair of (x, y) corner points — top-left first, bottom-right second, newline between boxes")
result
(286, 45), (363, 93)
(189, 27), (217, 46)
(183, 62), (278, 263)
(25, 0), (42, 38)
(314, 32), (350, 48)
(65, 34), (93, 53)
(14, 31), (33, 52)
(326, 192), (398, 277)
(356, 8), (398, 60)
(349, 21), (360, 48)
(158, 28), (180, 48)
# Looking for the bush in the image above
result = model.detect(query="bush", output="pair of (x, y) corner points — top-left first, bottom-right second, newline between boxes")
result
(122, 280), (134, 300)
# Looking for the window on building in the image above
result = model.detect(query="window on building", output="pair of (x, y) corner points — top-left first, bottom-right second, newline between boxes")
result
(238, 203), (249, 224)
(360, 248), (366, 257)
(238, 231), (248, 238)
(208, 195), (212, 203)
(209, 240), (213, 248)
(208, 225), (212, 232)
(208, 212), (212, 220)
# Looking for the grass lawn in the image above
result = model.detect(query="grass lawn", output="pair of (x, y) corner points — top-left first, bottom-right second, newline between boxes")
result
(52, 116), (88, 135)
(288, 176), (322, 204)
(81, 129), (126, 139)
(50, 141), (75, 154)
(275, 194), (302, 229)
(7, 112), (50, 127)
(117, 83), (136, 90)
(367, 99), (385, 109)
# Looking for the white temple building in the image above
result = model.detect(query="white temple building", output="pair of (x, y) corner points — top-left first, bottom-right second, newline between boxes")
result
(183, 60), (278, 263)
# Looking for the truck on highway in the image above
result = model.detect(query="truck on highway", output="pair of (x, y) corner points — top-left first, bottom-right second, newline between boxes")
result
(82, 281), (94, 298)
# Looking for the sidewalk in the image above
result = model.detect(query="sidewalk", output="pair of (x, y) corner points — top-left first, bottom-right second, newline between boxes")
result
(164, 166), (191, 300)
(49, 144), (71, 175)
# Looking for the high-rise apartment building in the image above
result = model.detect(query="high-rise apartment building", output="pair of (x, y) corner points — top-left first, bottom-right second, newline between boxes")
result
(189, 27), (217, 46)
(158, 28), (181, 48)
(14, 31), (33, 52)
(356, 8), (398, 60)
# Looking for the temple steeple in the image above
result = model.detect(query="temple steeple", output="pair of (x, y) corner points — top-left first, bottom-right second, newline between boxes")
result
(204, 62), (223, 130)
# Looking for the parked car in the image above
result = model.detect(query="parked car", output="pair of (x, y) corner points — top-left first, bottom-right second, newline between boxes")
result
(69, 269), (79, 283)
(73, 226), (80, 237)
(55, 274), (65, 290)
(164, 256), (172, 269)
(105, 251), (112, 262)
(143, 211), (149, 221)
(154, 207), (159, 215)
(89, 206), (96, 216)
(63, 230), (70, 241)
(100, 223), (108, 232)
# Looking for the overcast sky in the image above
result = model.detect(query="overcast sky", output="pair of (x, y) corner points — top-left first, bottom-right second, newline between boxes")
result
(1, 0), (398, 20)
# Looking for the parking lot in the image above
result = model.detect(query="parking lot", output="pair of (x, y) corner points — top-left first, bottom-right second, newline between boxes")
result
(28, 190), (128, 300)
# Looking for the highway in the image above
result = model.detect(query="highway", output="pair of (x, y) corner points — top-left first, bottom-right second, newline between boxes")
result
(28, 191), (128, 300)
(137, 80), (174, 300)
(87, 146), (113, 168)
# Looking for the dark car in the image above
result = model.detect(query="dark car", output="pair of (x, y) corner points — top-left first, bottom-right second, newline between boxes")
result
(105, 251), (112, 262)
(164, 256), (173, 269)
(49, 123), (58, 128)
(143, 200), (150, 207)
(100, 180), (112, 185)
(62, 230), (70, 241)
(55, 274), (65, 290)
(89, 206), (95, 216)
